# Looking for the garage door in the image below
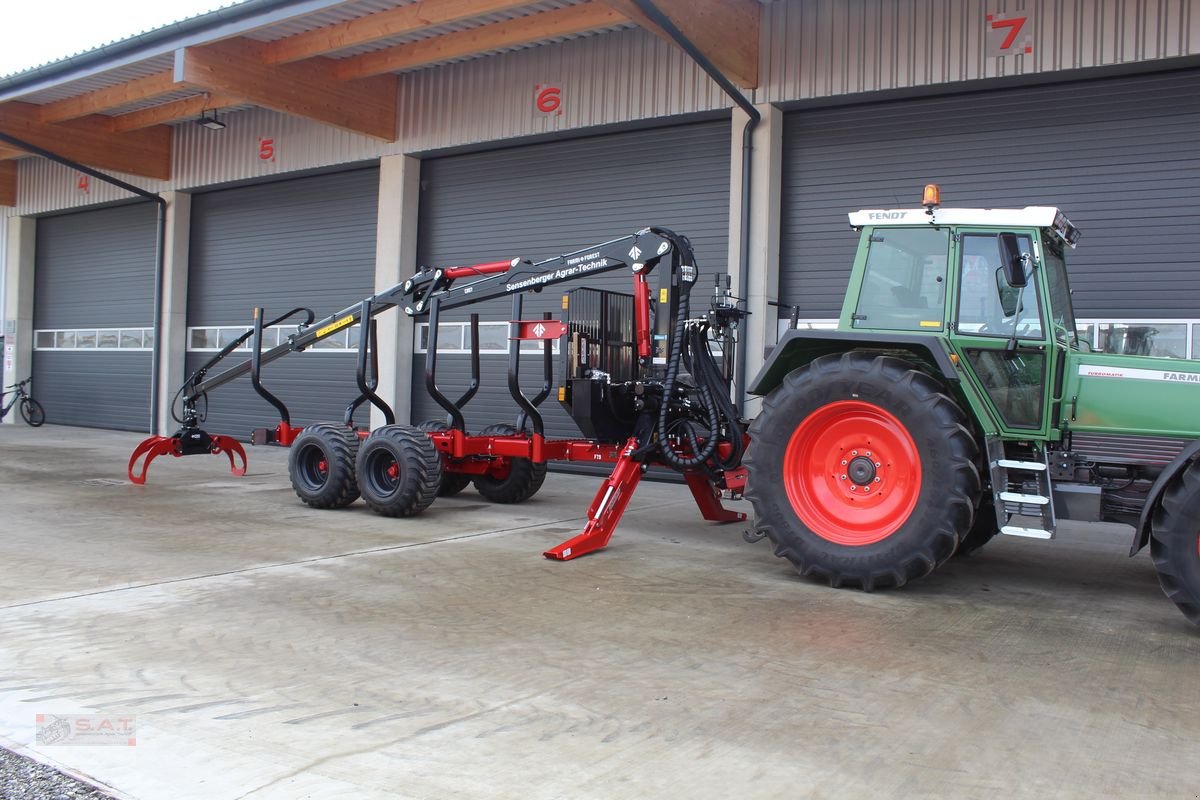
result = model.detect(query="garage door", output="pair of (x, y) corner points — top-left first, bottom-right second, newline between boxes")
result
(411, 120), (732, 440)
(33, 202), (157, 431)
(185, 168), (379, 439)
(781, 68), (1200, 324)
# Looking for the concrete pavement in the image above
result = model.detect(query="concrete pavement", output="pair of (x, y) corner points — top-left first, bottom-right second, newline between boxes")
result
(0, 425), (1198, 799)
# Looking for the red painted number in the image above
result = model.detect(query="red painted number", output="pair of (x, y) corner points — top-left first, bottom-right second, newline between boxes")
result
(535, 85), (562, 116)
(77, 175), (89, 194)
(990, 15), (1026, 50)
(258, 138), (275, 161)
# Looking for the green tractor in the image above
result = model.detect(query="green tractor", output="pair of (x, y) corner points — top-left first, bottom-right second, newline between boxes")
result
(745, 186), (1200, 625)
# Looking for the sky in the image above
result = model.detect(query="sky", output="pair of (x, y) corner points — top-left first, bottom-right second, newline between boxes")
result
(0, 0), (234, 78)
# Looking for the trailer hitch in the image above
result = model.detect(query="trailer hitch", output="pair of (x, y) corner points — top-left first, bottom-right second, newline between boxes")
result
(128, 425), (247, 485)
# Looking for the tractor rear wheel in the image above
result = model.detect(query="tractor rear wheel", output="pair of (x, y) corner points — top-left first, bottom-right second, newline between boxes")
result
(1149, 460), (1200, 625)
(473, 423), (547, 504)
(745, 352), (980, 590)
(416, 420), (474, 497)
(356, 425), (442, 517)
(289, 423), (360, 509)
(956, 492), (999, 558)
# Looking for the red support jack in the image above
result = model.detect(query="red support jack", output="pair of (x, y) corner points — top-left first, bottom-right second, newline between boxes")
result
(544, 438), (644, 560)
(684, 471), (747, 522)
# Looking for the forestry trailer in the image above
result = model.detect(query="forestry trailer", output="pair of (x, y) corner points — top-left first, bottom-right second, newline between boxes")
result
(130, 188), (1200, 626)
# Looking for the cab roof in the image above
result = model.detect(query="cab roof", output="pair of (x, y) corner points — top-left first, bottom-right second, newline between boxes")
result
(847, 207), (1062, 228)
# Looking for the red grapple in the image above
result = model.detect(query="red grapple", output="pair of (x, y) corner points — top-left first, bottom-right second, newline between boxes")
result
(128, 427), (247, 485)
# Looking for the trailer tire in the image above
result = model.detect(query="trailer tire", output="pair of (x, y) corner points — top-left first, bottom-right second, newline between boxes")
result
(416, 420), (473, 497)
(356, 425), (442, 517)
(289, 423), (360, 509)
(1149, 460), (1200, 625)
(473, 423), (547, 504)
(745, 352), (980, 590)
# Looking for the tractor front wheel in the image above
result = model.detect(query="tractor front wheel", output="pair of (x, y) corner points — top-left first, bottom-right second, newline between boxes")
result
(356, 425), (443, 517)
(289, 423), (360, 509)
(746, 352), (980, 590)
(1149, 460), (1200, 625)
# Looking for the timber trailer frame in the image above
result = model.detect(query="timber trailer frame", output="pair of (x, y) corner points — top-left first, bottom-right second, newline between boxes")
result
(130, 226), (750, 560)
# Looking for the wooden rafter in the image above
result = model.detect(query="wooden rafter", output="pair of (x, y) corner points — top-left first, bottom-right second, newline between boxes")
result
(38, 70), (178, 124)
(603, 0), (759, 89)
(0, 103), (172, 179)
(176, 38), (399, 140)
(335, 1), (628, 80)
(0, 143), (26, 160)
(263, 0), (534, 64)
(111, 92), (239, 132)
(0, 161), (15, 206)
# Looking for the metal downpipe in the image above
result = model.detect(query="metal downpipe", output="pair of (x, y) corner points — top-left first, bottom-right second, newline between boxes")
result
(630, 0), (760, 413)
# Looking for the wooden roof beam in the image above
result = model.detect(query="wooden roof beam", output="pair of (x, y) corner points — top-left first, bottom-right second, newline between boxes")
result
(263, 0), (535, 64)
(111, 92), (239, 132)
(0, 144), (26, 160)
(0, 161), (15, 206)
(38, 70), (178, 124)
(0, 103), (171, 179)
(176, 38), (398, 140)
(604, 0), (759, 89)
(335, 1), (628, 80)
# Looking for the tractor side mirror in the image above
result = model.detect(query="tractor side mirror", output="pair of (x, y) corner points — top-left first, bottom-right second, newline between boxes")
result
(998, 233), (1027, 288)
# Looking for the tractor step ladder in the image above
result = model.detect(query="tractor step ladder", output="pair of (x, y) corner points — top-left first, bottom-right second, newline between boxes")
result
(994, 453), (1056, 540)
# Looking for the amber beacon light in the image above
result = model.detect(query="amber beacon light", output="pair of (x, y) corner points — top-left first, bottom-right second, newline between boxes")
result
(922, 183), (941, 212)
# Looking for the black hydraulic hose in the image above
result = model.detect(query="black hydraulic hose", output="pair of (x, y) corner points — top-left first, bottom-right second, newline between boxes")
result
(0, 130), (168, 433)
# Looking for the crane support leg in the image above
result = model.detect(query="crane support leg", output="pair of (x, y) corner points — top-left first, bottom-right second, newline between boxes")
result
(544, 438), (644, 561)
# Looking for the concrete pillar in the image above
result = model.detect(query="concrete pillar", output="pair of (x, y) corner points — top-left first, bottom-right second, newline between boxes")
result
(156, 192), (191, 435)
(727, 103), (783, 418)
(371, 154), (421, 428)
(2, 216), (35, 425)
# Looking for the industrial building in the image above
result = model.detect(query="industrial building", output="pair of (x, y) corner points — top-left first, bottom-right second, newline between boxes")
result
(2, 0), (1198, 435)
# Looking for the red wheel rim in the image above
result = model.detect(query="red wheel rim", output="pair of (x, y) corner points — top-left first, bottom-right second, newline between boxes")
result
(783, 400), (921, 545)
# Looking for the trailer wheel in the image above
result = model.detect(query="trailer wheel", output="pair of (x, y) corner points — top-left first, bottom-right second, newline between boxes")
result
(289, 423), (360, 509)
(956, 492), (999, 558)
(1149, 460), (1200, 625)
(356, 425), (442, 517)
(745, 352), (979, 590)
(416, 420), (473, 497)
(473, 423), (547, 504)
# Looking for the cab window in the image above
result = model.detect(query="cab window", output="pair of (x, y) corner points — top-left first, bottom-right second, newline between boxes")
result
(853, 227), (949, 331)
(956, 233), (1043, 339)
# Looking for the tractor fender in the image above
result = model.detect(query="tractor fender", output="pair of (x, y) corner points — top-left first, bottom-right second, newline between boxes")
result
(749, 330), (958, 397)
(1130, 439), (1200, 556)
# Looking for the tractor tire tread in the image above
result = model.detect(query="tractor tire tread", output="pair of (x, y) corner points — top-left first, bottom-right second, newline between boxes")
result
(1150, 461), (1200, 625)
(357, 424), (442, 518)
(289, 423), (360, 509)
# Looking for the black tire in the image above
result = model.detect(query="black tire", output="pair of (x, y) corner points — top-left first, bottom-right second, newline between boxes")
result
(289, 423), (360, 508)
(472, 423), (547, 504)
(356, 424), (442, 517)
(416, 420), (473, 497)
(1150, 460), (1200, 625)
(955, 491), (999, 558)
(20, 398), (45, 427)
(745, 352), (980, 591)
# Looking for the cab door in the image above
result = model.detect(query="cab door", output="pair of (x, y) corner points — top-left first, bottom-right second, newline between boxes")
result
(949, 229), (1055, 437)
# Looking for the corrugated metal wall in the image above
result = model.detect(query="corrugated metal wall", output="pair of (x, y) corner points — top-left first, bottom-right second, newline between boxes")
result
(779, 68), (1200, 318)
(185, 168), (379, 438)
(32, 203), (157, 431)
(760, 0), (1200, 104)
(410, 121), (731, 439)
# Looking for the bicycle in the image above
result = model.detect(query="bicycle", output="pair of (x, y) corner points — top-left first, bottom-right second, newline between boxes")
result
(1, 378), (45, 427)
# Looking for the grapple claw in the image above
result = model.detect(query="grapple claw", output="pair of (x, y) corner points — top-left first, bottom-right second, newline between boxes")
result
(127, 426), (250, 484)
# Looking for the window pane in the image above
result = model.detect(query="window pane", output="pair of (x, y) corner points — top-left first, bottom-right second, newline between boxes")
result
(218, 328), (246, 349)
(434, 323), (463, 352)
(56, 331), (76, 348)
(142, 329), (154, 349)
(347, 325), (361, 351)
(120, 330), (142, 348)
(36, 331), (55, 348)
(418, 325), (430, 351)
(98, 330), (120, 348)
(854, 227), (949, 331)
(1193, 325), (1199, 360)
(478, 324), (507, 352)
(965, 349), (1045, 428)
(957, 233), (1043, 339)
(312, 329), (347, 349)
(76, 330), (97, 348)
(1096, 323), (1184, 357)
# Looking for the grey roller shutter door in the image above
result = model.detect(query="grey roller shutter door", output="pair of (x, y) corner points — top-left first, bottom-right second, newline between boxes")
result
(781, 68), (1200, 319)
(412, 121), (732, 439)
(186, 168), (379, 438)
(33, 202), (157, 431)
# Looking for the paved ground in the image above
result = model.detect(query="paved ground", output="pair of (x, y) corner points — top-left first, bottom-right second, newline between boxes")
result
(0, 424), (1198, 799)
